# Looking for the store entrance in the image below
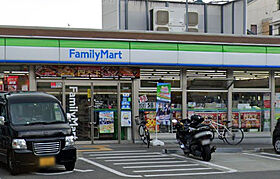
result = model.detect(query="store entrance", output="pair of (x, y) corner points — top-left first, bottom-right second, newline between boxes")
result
(65, 82), (119, 141)
(37, 80), (132, 141)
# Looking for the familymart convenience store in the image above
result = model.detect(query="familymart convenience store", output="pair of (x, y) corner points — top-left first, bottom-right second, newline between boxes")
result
(0, 34), (280, 141)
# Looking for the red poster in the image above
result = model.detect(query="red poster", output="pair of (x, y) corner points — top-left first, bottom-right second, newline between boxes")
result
(144, 111), (158, 133)
(7, 76), (18, 91)
(218, 112), (239, 128)
(264, 100), (271, 108)
(232, 112), (240, 128)
(7, 76), (18, 85)
(241, 112), (261, 129)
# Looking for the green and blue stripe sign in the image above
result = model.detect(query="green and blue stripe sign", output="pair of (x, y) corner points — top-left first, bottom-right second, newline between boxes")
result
(1, 37), (280, 67)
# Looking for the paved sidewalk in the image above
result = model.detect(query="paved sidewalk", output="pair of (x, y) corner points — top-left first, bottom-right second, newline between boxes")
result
(75, 132), (273, 151)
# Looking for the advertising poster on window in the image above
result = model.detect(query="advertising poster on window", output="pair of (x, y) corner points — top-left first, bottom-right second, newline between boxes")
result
(36, 65), (140, 78)
(156, 83), (171, 126)
(99, 111), (114, 133)
(119, 67), (140, 78)
(218, 112), (239, 128)
(263, 93), (271, 108)
(7, 76), (18, 91)
(188, 111), (240, 128)
(121, 111), (131, 127)
(144, 111), (158, 133)
(241, 112), (261, 129)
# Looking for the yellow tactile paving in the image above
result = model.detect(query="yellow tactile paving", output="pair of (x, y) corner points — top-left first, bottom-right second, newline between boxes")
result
(78, 145), (113, 152)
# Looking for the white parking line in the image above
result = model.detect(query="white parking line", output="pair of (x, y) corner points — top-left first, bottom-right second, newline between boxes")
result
(74, 169), (94, 173)
(172, 154), (237, 173)
(34, 171), (74, 176)
(260, 152), (280, 157)
(79, 157), (142, 178)
(114, 160), (189, 165)
(144, 171), (230, 177)
(123, 164), (200, 169)
(84, 150), (147, 154)
(105, 157), (175, 162)
(95, 155), (167, 159)
(243, 153), (280, 161)
(90, 152), (160, 157)
(133, 167), (212, 173)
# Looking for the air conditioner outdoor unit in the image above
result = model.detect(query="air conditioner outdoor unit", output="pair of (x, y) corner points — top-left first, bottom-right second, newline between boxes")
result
(188, 28), (199, 32)
(186, 11), (199, 32)
(150, 8), (170, 31)
(170, 26), (186, 32)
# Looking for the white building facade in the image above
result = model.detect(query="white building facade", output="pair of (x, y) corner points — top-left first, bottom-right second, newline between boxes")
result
(247, 0), (280, 35)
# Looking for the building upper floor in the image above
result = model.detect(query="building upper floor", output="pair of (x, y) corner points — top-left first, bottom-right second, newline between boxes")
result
(247, 0), (280, 36)
(102, 0), (247, 35)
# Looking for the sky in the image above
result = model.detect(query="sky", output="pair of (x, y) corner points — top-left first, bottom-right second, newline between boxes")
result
(0, 0), (227, 29)
(0, 0), (102, 29)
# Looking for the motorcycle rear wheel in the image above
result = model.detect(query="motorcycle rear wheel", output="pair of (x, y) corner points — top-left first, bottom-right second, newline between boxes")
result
(202, 145), (211, 161)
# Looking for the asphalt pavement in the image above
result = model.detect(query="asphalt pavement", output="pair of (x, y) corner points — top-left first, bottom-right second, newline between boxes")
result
(0, 134), (279, 179)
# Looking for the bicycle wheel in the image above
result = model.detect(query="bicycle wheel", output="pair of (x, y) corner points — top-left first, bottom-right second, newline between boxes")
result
(138, 125), (145, 138)
(223, 127), (244, 145)
(145, 130), (150, 148)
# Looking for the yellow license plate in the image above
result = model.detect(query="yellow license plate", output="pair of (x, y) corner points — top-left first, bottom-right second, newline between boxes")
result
(39, 156), (55, 167)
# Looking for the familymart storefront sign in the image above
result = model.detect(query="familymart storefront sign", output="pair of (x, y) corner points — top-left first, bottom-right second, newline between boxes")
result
(2, 38), (280, 68)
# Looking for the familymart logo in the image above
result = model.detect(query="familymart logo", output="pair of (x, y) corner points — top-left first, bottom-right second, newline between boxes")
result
(69, 49), (123, 61)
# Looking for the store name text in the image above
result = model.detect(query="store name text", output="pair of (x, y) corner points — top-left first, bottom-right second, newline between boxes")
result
(69, 49), (123, 60)
(69, 86), (78, 140)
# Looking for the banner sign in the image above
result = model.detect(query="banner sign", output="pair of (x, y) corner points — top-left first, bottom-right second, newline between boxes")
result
(68, 86), (78, 140)
(99, 111), (114, 133)
(156, 83), (171, 126)
(36, 65), (140, 78)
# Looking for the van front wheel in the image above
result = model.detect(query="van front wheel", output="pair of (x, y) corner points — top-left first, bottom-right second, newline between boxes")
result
(65, 162), (75, 171)
(7, 153), (20, 175)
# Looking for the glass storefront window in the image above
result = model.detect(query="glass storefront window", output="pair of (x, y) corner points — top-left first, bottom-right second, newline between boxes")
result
(141, 80), (180, 88)
(187, 70), (229, 90)
(37, 82), (63, 102)
(139, 91), (182, 133)
(274, 72), (280, 129)
(234, 71), (269, 88)
(187, 92), (228, 123)
(140, 68), (180, 88)
(232, 92), (270, 132)
(121, 83), (132, 140)
(0, 65), (29, 92)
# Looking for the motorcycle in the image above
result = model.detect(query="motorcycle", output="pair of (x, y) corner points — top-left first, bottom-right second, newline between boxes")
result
(173, 115), (216, 161)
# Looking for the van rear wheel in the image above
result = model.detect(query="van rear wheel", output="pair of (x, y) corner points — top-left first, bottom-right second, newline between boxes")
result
(65, 162), (75, 171)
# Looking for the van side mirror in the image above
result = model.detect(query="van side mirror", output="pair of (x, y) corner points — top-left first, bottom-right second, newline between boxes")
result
(0, 116), (5, 125)
(66, 113), (71, 121)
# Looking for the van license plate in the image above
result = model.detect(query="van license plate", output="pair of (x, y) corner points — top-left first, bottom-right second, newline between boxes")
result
(39, 156), (55, 167)
(201, 139), (210, 145)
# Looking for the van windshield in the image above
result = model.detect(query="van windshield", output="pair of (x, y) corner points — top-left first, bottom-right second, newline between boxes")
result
(9, 102), (66, 126)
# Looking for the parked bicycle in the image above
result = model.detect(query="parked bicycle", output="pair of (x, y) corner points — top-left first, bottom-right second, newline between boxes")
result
(205, 117), (244, 145)
(135, 116), (151, 148)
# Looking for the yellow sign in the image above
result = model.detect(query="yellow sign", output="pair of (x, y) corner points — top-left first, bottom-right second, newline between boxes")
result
(87, 89), (91, 98)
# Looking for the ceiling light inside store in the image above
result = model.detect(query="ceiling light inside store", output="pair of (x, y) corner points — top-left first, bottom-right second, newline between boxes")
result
(11, 71), (29, 74)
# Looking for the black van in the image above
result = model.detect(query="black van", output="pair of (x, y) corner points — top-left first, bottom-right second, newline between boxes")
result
(0, 92), (76, 175)
(273, 118), (280, 154)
